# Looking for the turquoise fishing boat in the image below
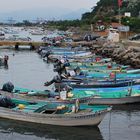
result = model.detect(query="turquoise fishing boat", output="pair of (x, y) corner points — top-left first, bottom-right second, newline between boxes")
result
(72, 89), (140, 105)
(1, 86), (94, 104)
(68, 63), (129, 70)
(2, 85), (140, 105)
(85, 73), (140, 79)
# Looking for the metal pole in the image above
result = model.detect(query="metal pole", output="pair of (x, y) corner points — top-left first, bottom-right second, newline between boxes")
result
(119, 6), (121, 25)
(119, 6), (121, 40)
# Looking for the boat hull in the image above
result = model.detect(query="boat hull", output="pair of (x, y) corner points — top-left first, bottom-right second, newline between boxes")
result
(60, 79), (138, 88)
(1, 89), (140, 105)
(88, 95), (140, 105)
(0, 107), (109, 126)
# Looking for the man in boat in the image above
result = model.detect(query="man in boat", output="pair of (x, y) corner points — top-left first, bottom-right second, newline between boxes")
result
(53, 59), (69, 75)
(44, 74), (72, 92)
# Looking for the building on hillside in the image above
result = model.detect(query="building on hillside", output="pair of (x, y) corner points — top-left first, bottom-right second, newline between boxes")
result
(107, 28), (119, 43)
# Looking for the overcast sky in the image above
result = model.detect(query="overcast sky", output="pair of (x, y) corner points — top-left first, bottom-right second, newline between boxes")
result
(0, 0), (99, 13)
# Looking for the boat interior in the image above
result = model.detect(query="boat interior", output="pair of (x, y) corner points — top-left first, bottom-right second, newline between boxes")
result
(10, 99), (108, 115)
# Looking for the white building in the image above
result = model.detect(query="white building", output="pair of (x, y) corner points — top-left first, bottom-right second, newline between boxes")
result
(107, 28), (119, 43)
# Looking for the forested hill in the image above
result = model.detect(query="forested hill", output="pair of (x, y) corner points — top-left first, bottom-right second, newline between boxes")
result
(82, 0), (140, 22)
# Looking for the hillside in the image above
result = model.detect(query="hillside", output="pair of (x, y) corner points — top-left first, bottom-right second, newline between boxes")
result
(82, 0), (140, 21)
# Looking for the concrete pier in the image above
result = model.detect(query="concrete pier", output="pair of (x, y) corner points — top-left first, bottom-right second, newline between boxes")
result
(0, 41), (49, 49)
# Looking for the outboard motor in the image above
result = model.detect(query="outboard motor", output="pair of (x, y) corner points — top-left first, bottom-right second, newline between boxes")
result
(0, 96), (16, 108)
(44, 75), (72, 92)
(2, 82), (14, 92)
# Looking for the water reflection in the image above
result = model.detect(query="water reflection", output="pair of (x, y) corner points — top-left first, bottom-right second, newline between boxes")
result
(100, 104), (140, 140)
(0, 64), (9, 70)
(0, 118), (103, 140)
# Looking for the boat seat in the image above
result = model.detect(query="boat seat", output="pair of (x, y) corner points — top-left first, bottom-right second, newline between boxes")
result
(13, 103), (47, 113)
(77, 109), (92, 114)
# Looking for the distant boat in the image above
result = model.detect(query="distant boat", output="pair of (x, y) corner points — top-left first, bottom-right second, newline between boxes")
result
(1, 27), (19, 34)
(0, 31), (5, 40)
(30, 30), (44, 35)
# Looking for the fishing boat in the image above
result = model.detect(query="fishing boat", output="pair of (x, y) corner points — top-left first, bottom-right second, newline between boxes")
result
(79, 67), (140, 74)
(0, 85), (94, 104)
(45, 74), (140, 89)
(69, 58), (112, 64)
(59, 79), (139, 88)
(75, 84), (140, 92)
(71, 89), (140, 105)
(1, 84), (140, 105)
(68, 62), (129, 70)
(48, 52), (92, 58)
(0, 96), (111, 126)
(84, 73), (140, 79)
(30, 30), (44, 35)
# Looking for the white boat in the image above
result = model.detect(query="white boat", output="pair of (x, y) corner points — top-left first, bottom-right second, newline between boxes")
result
(0, 97), (111, 126)
(30, 30), (44, 35)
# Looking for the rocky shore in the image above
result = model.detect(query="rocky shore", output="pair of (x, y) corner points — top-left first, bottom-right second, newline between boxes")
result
(90, 40), (140, 68)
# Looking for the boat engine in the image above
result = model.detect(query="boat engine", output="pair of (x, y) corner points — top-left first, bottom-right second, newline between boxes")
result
(2, 82), (14, 92)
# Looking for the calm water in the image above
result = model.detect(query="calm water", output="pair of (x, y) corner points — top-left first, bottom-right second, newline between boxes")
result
(0, 49), (56, 90)
(0, 49), (140, 140)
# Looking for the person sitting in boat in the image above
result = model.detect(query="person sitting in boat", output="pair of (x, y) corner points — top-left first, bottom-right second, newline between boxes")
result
(44, 74), (72, 92)
(73, 66), (85, 76)
(63, 56), (70, 67)
(53, 59), (68, 75)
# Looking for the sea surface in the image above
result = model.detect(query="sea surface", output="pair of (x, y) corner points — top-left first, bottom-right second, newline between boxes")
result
(0, 49), (140, 140)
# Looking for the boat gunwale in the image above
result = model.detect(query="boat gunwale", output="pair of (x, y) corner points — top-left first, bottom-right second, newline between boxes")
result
(0, 105), (111, 119)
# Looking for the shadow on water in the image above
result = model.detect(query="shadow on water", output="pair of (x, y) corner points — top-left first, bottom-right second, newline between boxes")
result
(112, 103), (140, 111)
(0, 118), (104, 140)
(0, 64), (9, 70)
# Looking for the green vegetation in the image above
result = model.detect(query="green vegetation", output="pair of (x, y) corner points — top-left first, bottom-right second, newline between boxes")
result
(122, 17), (140, 32)
(82, 0), (140, 32)
(46, 20), (90, 31)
